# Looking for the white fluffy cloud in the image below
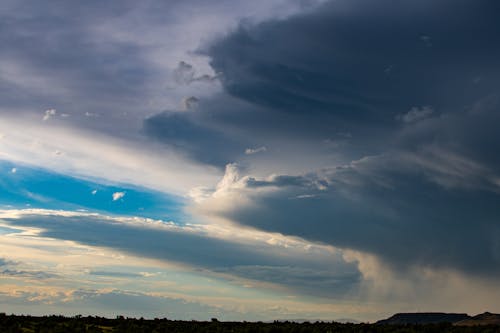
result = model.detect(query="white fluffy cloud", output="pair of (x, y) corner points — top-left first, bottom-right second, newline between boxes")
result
(112, 192), (125, 201)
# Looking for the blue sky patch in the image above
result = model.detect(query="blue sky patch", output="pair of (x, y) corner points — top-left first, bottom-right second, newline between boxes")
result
(0, 160), (185, 221)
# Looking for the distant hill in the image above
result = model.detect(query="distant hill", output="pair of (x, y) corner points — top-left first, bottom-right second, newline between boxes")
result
(376, 312), (470, 325)
(454, 312), (500, 326)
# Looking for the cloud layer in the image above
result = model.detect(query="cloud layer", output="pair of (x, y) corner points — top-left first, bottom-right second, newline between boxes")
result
(151, 0), (500, 280)
(1, 0), (500, 320)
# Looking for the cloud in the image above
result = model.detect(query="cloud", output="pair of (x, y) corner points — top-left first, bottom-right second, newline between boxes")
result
(173, 61), (219, 85)
(112, 192), (125, 201)
(84, 112), (99, 117)
(157, 0), (500, 284)
(2, 0), (500, 319)
(0, 257), (59, 280)
(1, 209), (360, 299)
(419, 34), (432, 47)
(245, 146), (267, 155)
(0, 257), (12, 266)
(0, 117), (220, 195)
(144, 110), (247, 166)
(0, 288), (233, 320)
(143, 0), (500, 172)
(195, 145), (500, 278)
(42, 109), (57, 121)
(181, 96), (200, 110)
(88, 270), (149, 279)
(397, 106), (434, 123)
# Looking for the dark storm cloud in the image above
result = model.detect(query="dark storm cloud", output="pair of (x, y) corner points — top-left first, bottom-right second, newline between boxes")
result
(144, 0), (500, 165)
(201, 94), (500, 275)
(208, 0), (500, 118)
(144, 110), (247, 166)
(205, 153), (500, 276)
(161, 0), (500, 276)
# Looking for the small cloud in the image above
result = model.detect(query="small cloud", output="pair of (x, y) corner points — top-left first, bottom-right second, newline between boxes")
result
(173, 61), (195, 85)
(173, 61), (219, 85)
(182, 96), (199, 110)
(53, 150), (63, 156)
(85, 111), (99, 117)
(397, 106), (434, 123)
(91, 190), (97, 195)
(112, 191), (125, 201)
(293, 194), (316, 199)
(139, 271), (160, 278)
(43, 109), (57, 121)
(10, 168), (17, 173)
(384, 64), (394, 75)
(193, 74), (219, 84)
(420, 34), (432, 47)
(245, 146), (267, 155)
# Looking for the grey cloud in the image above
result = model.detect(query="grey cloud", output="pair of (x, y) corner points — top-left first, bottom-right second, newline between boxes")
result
(397, 106), (434, 123)
(144, 110), (247, 166)
(0, 257), (10, 266)
(0, 288), (238, 320)
(0, 269), (58, 280)
(214, 265), (359, 297)
(2, 212), (360, 299)
(173, 61), (219, 85)
(207, 0), (500, 119)
(0, 257), (59, 279)
(144, 0), (500, 166)
(396, 96), (500, 181)
(142, 0), (500, 279)
(245, 175), (312, 188)
(69, 290), (224, 320)
(3, 0), (500, 309)
(182, 96), (200, 110)
(173, 61), (196, 85)
(88, 271), (149, 279)
(199, 149), (500, 277)
(0, 0), (158, 135)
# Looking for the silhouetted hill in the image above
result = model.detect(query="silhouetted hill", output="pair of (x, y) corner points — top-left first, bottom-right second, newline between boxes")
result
(376, 312), (470, 325)
(454, 312), (500, 326)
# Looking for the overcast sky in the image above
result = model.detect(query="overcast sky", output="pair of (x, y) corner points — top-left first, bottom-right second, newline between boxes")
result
(1, 0), (500, 322)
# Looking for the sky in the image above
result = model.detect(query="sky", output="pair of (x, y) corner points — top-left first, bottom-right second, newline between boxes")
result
(1, 0), (500, 322)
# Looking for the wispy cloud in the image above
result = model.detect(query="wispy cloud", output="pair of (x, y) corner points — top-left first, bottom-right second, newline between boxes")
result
(245, 146), (267, 155)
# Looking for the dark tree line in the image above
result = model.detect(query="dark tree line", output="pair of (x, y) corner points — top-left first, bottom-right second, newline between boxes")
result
(1, 313), (500, 333)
